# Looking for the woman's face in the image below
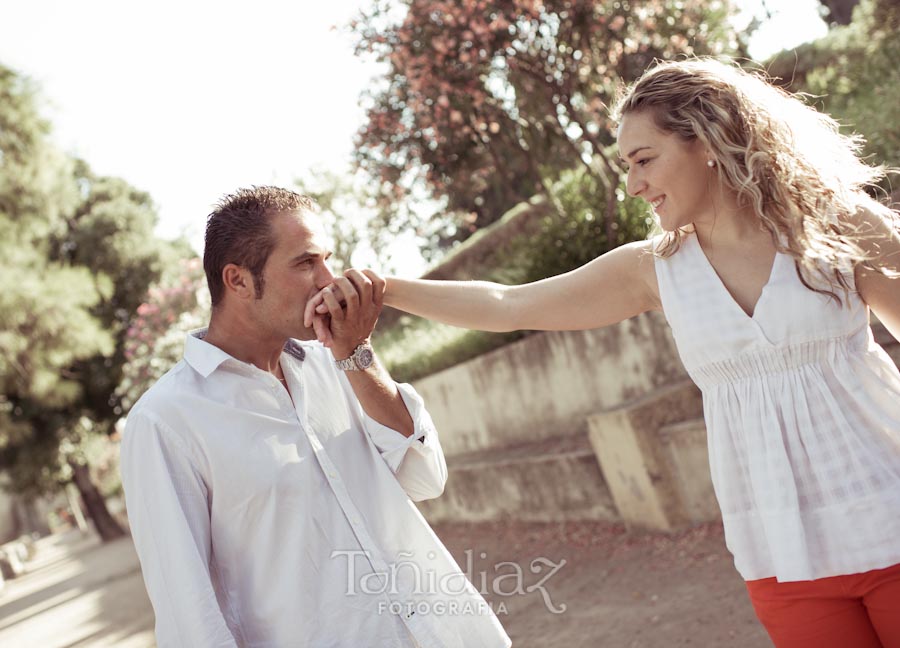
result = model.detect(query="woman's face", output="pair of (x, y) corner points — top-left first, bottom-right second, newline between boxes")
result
(617, 110), (714, 232)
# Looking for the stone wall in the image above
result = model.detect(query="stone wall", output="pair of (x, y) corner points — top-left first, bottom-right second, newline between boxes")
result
(411, 311), (688, 457)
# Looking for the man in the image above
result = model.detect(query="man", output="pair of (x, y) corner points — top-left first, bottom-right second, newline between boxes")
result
(120, 187), (511, 648)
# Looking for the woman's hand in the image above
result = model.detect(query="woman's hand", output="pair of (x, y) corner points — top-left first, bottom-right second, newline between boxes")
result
(306, 269), (386, 351)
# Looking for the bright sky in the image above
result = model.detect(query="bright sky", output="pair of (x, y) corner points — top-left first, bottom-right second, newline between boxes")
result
(0, 0), (383, 254)
(1, 0), (827, 274)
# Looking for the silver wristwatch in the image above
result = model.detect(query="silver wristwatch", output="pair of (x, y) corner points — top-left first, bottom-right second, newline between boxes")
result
(334, 342), (375, 371)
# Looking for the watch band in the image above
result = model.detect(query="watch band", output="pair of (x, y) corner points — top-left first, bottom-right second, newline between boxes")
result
(334, 354), (357, 371)
(335, 342), (375, 371)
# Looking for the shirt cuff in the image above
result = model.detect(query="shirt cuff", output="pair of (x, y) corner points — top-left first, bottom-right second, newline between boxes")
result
(363, 382), (438, 472)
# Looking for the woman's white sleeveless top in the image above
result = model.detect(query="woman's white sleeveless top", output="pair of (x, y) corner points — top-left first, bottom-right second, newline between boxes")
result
(654, 232), (900, 582)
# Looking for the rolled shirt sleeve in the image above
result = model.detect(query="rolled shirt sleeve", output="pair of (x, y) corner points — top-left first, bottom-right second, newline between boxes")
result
(359, 382), (449, 501)
(120, 410), (239, 648)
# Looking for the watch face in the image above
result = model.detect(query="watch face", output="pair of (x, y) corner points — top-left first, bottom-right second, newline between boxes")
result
(355, 347), (375, 369)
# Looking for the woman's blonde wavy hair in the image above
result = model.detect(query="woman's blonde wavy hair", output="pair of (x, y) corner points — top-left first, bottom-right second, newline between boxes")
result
(613, 57), (898, 304)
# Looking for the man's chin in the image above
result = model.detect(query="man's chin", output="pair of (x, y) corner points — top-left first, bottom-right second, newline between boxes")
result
(291, 325), (318, 342)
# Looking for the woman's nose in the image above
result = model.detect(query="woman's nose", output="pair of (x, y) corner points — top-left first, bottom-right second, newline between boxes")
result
(625, 169), (644, 198)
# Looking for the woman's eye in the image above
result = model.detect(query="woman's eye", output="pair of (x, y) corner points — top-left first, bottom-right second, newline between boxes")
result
(637, 158), (650, 167)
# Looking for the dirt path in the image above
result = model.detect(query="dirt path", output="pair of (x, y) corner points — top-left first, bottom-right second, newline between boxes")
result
(0, 521), (770, 647)
(0, 530), (155, 648)
(435, 520), (770, 647)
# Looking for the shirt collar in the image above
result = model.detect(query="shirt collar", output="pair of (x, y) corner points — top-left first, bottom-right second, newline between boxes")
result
(183, 328), (306, 378)
(183, 328), (232, 378)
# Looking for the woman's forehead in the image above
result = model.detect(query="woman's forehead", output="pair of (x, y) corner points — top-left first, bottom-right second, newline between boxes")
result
(617, 111), (663, 151)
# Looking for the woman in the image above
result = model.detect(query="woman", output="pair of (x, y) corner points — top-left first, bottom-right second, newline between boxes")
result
(307, 58), (900, 646)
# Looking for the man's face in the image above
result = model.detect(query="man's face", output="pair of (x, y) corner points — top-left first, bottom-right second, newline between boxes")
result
(250, 210), (335, 341)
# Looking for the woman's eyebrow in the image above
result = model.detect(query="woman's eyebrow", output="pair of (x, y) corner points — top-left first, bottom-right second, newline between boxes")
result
(624, 145), (651, 160)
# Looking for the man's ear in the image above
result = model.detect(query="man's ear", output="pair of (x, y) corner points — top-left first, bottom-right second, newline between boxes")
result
(222, 263), (255, 300)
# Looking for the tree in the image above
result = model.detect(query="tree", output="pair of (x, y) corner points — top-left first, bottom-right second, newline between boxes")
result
(0, 63), (111, 503)
(49, 165), (191, 540)
(765, 0), (899, 181)
(0, 62), (186, 541)
(350, 0), (743, 252)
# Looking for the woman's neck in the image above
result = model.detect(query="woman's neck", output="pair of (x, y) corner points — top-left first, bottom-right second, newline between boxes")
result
(692, 189), (768, 252)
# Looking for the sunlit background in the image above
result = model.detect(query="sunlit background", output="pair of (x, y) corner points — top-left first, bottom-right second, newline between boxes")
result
(3, 1), (899, 646)
(0, 0), (827, 275)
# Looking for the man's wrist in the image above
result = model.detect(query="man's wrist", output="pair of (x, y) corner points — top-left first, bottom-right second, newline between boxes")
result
(332, 345), (355, 361)
(332, 340), (376, 371)
(331, 339), (369, 362)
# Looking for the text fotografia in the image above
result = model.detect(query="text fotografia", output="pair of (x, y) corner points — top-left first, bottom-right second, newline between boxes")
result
(331, 549), (567, 614)
(379, 599), (509, 617)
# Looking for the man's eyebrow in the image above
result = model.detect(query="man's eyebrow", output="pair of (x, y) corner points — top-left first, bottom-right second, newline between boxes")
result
(289, 251), (323, 264)
(288, 250), (334, 263)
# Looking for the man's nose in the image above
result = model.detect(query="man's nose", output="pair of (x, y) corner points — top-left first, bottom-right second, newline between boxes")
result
(314, 262), (335, 290)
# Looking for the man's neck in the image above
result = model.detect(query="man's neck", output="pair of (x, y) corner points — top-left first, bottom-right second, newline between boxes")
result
(204, 312), (286, 375)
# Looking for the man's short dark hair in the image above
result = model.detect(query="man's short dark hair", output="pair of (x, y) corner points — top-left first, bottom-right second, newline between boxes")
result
(204, 186), (316, 306)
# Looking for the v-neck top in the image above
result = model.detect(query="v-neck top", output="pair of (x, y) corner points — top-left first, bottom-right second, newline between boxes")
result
(654, 232), (900, 582)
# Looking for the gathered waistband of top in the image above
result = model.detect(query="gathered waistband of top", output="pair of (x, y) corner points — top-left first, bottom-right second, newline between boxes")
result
(689, 332), (868, 388)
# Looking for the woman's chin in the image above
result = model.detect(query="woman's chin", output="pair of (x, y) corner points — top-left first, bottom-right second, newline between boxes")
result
(656, 216), (676, 232)
(656, 213), (689, 233)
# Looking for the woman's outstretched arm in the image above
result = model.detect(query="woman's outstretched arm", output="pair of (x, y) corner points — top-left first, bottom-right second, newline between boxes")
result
(306, 238), (661, 339)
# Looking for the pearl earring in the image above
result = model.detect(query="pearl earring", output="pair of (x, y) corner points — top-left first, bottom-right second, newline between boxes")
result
(707, 159), (715, 168)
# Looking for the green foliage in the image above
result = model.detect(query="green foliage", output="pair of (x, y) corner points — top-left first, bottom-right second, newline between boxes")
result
(767, 0), (900, 173)
(0, 260), (114, 406)
(0, 65), (110, 410)
(509, 167), (652, 284)
(0, 62), (185, 498)
(804, 3), (900, 172)
(0, 66), (49, 167)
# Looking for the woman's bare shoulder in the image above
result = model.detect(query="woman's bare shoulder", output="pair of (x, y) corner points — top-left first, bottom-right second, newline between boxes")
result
(622, 237), (663, 312)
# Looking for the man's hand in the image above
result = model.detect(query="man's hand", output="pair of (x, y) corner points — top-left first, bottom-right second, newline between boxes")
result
(308, 269), (414, 437)
(306, 269), (386, 358)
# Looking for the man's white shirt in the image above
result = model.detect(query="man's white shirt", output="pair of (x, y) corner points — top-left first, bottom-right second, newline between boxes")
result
(120, 330), (511, 648)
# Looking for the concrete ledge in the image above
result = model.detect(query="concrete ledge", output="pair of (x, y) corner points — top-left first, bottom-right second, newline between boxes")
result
(418, 435), (618, 524)
(658, 419), (720, 524)
(414, 311), (688, 457)
(587, 380), (705, 531)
